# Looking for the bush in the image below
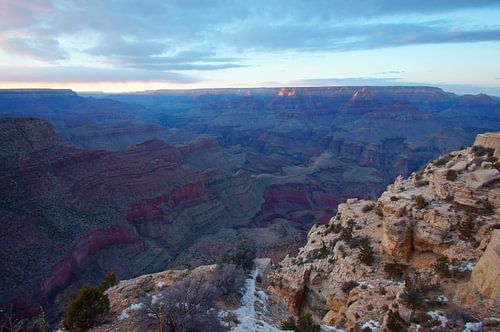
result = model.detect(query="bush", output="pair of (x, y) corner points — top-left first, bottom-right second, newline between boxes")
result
(141, 273), (224, 332)
(458, 214), (476, 240)
(210, 264), (246, 304)
(386, 310), (406, 331)
(415, 179), (429, 187)
(400, 272), (434, 310)
(221, 239), (256, 271)
(471, 145), (494, 157)
(433, 256), (451, 278)
(281, 313), (320, 332)
(62, 284), (110, 331)
(341, 280), (359, 294)
(446, 169), (457, 181)
(326, 223), (343, 234)
(415, 195), (428, 209)
(384, 262), (407, 280)
(362, 203), (375, 213)
(98, 272), (117, 293)
(358, 238), (375, 265)
(340, 225), (353, 242)
(315, 242), (329, 259)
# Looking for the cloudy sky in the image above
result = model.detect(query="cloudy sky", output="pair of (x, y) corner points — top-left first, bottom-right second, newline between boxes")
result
(1, 0), (500, 94)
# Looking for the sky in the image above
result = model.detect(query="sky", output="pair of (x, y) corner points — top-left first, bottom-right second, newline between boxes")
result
(0, 0), (500, 94)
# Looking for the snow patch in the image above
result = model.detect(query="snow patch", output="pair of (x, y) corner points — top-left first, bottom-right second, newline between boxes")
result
(427, 311), (448, 328)
(230, 270), (281, 331)
(361, 319), (380, 331)
(463, 322), (482, 332)
(118, 302), (145, 321)
(321, 324), (345, 332)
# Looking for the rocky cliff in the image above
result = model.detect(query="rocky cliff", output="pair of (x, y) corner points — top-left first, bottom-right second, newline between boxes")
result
(268, 132), (500, 331)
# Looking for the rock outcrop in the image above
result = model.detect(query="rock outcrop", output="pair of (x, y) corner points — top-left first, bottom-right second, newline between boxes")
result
(268, 132), (500, 331)
(470, 230), (500, 300)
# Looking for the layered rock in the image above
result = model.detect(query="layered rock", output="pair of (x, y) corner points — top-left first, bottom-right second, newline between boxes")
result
(268, 133), (500, 331)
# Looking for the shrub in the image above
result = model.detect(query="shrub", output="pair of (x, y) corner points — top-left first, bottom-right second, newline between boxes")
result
(362, 203), (375, 213)
(62, 284), (110, 331)
(326, 223), (343, 234)
(415, 179), (429, 187)
(384, 262), (407, 280)
(341, 280), (359, 294)
(340, 225), (353, 242)
(471, 145), (494, 157)
(141, 273), (224, 332)
(415, 195), (428, 209)
(400, 271), (434, 310)
(98, 272), (117, 293)
(221, 239), (256, 271)
(434, 155), (452, 166)
(446, 169), (457, 181)
(210, 264), (246, 304)
(315, 242), (329, 259)
(458, 214), (476, 240)
(375, 204), (384, 218)
(433, 256), (451, 278)
(358, 238), (375, 265)
(386, 310), (405, 331)
(281, 313), (320, 332)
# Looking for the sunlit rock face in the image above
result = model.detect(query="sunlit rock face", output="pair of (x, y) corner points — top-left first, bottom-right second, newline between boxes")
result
(269, 133), (499, 331)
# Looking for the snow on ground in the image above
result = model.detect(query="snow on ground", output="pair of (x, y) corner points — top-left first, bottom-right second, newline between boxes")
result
(463, 322), (482, 332)
(427, 311), (448, 328)
(361, 319), (380, 331)
(230, 269), (283, 332)
(118, 302), (144, 320)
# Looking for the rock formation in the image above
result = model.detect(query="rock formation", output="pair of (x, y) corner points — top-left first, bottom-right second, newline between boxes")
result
(268, 132), (500, 331)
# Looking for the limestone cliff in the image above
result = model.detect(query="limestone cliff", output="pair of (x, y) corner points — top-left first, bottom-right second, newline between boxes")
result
(268, 132), (500, 331)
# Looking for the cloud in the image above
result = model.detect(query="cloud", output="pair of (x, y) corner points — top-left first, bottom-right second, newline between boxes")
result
(0, 36), (67, 61)
(0, 66), (199, 83)
(1, 0), (500, 83)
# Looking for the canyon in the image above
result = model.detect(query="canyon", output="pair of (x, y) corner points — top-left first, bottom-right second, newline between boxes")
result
(0, 86), (499, 325)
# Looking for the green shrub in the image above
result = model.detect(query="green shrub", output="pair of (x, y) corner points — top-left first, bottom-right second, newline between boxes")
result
(387, 310), (406, 331)
(384, 262), (407, 280)
(340, 225), (353, 242)
(98, 272), (117, 293)
(415, 195), (428, 209)
(415, 179), (429, 187)
(433, 256), (451, 278)
(221, 239), (256, 271)
(62, 285), (109, 331)
(358, 238), (375, 265)
(446, 170), (457, 181)
(458, 214), (476, 240)
(362, 203), (375, 213)
(341, 280), (359, 294)
(316, 242), (329, 259)
(281, 313), (320, 332)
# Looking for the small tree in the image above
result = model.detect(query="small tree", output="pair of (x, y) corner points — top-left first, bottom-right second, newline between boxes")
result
(458, 214), (476, 240)
(446, 170), (457, 181)
(341, 280), (359, 294)
(340, 225), (353, 242)
(386, 310), (405, 331)
(62, 285), (110, 331)
(433, 256), (451, 278)
(358, 238), (375, 265)
(98, 272), (117, 293)
(221, 239), (256, 271)
(415, 195), (428, 209)
(281, 313), (320, 332)
(210, 264), (245, 304)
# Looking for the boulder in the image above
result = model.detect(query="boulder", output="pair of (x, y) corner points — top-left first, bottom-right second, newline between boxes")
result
(470, 230), (500, 299)
(474, 132), (500, 158)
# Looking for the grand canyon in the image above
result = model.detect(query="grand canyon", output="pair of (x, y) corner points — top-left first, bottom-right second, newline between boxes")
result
(0, 86), (499, 330)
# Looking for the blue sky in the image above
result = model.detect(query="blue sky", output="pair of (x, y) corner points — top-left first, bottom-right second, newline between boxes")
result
(0, 0), (499, 94)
